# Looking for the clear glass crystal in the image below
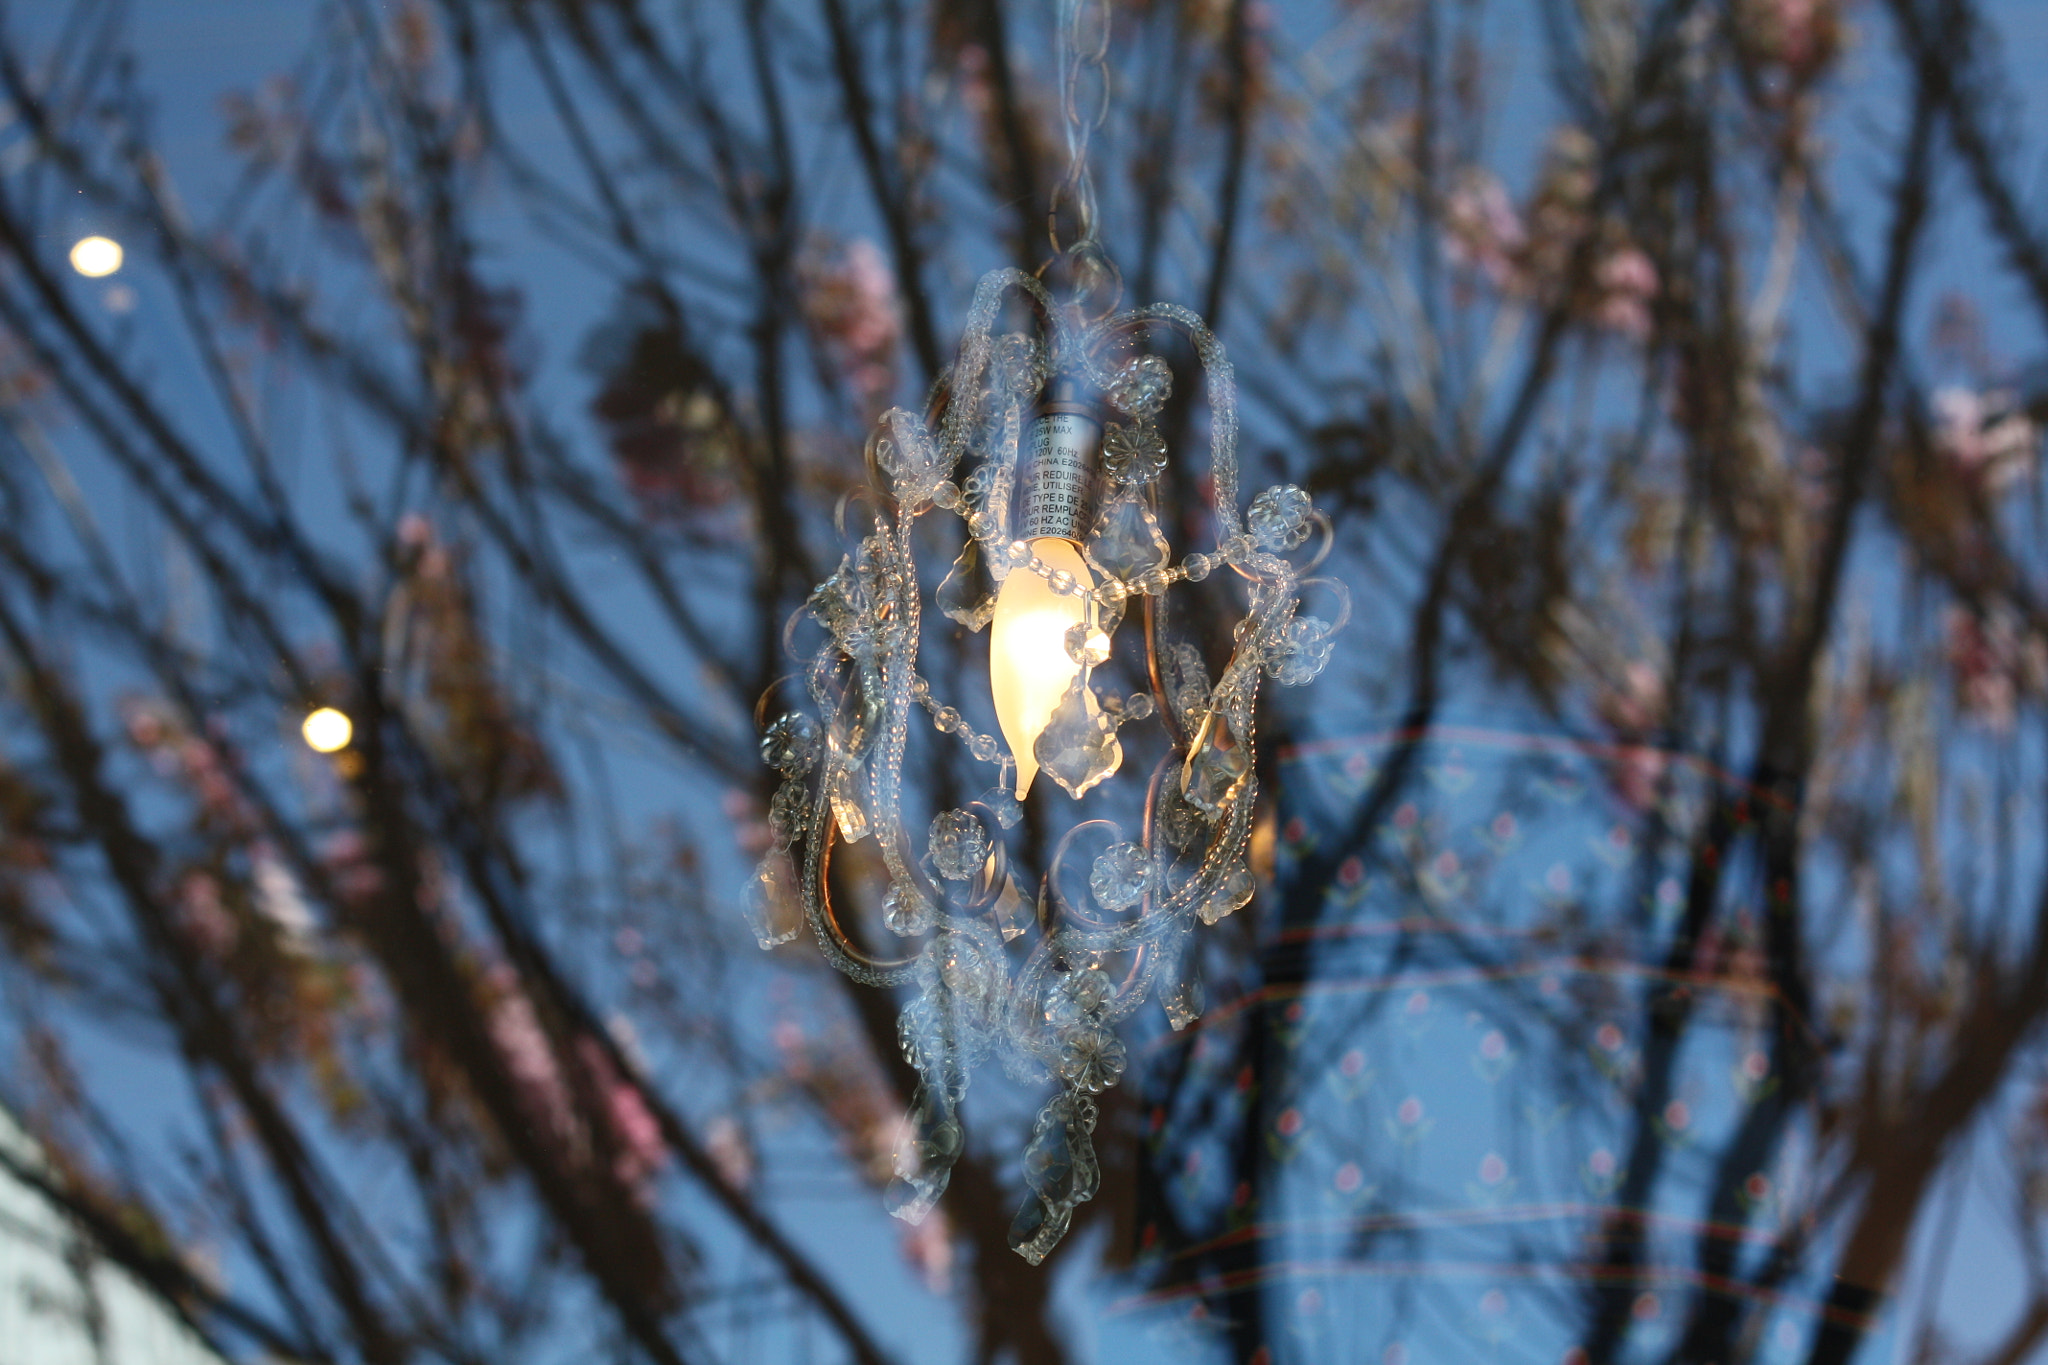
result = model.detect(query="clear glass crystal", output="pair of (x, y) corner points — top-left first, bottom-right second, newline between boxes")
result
(761, 712), (822, 775)
(1182, 552), (1213, 582)
(884, 882), (936, 936)
(1107, 353), (1171, 418)
(1089, 843), (1152, 911)
(1045, 965), (1114, 1026)
(1056, 1023), (1127, 1093)
(828, 766), (869, 842)
(1182, 711), (1251, 816)
(1268, 615), (1335, 685)
(1163, 975), (1204, 1030)
(1101, 421), (1168, 483)
(1063, 622), (1111, 666)
(992, 332), (1046, 396)
(1248, 484), (1314, 550)
(990, 873), (1031, 941)
(769, 780), (807, 849)
(744, 851), (804, 949)
(980, 786), (1024, 829)
(1034, 682), (1123, 798)
(1008, 1193), (1071, 1266)
(929, 809), (988, 881)
(1084, 493), (1171, 583)
(1198, 865), (1256, 925)
(936, 538), (994, 630)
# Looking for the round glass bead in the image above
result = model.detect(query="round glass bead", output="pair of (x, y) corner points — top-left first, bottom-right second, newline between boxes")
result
(1182, 553), (1213, 582)
(969, 734), (1000, 763)
(934, 706), (962, 733)
(1064, 623), (1112, 666)
(1048, 570), (1076, 595)
(932, 481), (964, 511)
(1123, 693), (1155, 720)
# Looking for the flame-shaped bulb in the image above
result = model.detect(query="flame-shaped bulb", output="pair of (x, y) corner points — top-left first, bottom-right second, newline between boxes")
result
(990, 537), (1094, 799)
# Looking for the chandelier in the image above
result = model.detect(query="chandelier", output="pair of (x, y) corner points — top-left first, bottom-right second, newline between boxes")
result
(748, 0), (1344, 1264)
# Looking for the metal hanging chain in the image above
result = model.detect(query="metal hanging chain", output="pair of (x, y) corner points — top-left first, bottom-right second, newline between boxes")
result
(1050, 0), (1112, 257)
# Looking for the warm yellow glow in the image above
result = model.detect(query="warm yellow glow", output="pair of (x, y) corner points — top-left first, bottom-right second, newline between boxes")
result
(68, 236), (123, 278)
(301, 707), (353, 754)
(989, 537), (1093, 800)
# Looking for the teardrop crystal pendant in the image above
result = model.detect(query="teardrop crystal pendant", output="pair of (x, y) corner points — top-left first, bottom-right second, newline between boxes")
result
(936, 538), (995, 630)
(744, 850), (804, 949)
(1182, 709), (1250, 816)
(1034, 677), (1123, 798)
(1084, 490), (1171, 582)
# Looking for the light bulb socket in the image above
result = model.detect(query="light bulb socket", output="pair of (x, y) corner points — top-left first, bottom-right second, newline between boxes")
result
(1020, 375), (1099, 542)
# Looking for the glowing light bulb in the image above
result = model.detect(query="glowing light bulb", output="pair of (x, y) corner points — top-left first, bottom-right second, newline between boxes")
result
(68, 236), (122, 278)
(301, 707), (353, 753)
(989, 537), (1093, 800)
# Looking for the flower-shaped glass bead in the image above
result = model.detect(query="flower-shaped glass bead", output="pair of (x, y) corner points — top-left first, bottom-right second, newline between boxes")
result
(928, 809), (990, 881)
(992, 333), (1047, 398)
(1248, 483), (1315, 551)
(1056, 1023), (1127, 1093)
(761, 712), (822, 775)
(1102, 421), (1168, 484)
(1089, 843), (1153, 911)
(1107, 354), (1172, 419)
(1267, 616), (1335, 686)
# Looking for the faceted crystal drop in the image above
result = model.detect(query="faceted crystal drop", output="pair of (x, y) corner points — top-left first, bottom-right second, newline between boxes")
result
(936, 538), (995, 631)
(1009, 1193), (1071, 1265)
(990, 873), (1032, 941)
(744, 851), (805, 949)
(1163, 975), (1205, 1031)
(928, 809), (989, 881)
(828, 767), (870, 843)
(1181, 711), (1250, 816)
(1023, 1109), (1098, 1208)
(1084, 493), (1171, 583)
(1034, 681), (1123, 799)
(979, 785), (1024, 830)
(1197, 865), (1256, 925)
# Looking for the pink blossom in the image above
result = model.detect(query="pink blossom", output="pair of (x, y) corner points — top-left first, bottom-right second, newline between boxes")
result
(899, 1208), (955, 1295)
(800, 238), (903, 406)
(486, 967), (575, 1145)
(1945, 606), (2048, 733)
(703, 1114), (753, 1191)
(576, 1037), (668, 1199)
(1933, 387), (2038, 492)
(177, 871), (237, 958)
(1443, 171), (1527, 291)
(1593, 248), (1659, 340)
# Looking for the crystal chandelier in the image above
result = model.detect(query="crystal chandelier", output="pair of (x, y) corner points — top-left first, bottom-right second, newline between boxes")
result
(749, 0), (1344, 1263)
